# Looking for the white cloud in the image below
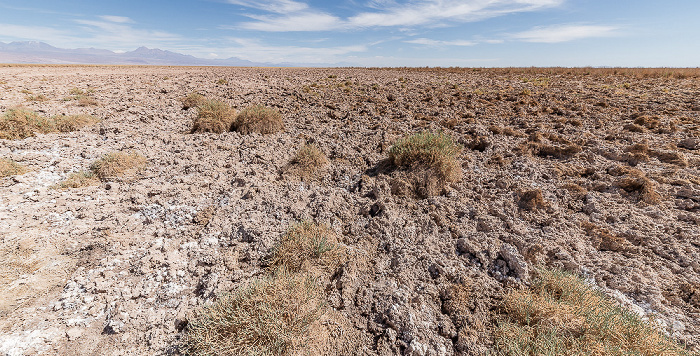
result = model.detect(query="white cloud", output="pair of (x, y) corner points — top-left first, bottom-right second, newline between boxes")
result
(229, 0), (565, 32)
(241, 12), (341, 32)
(405, 38), (476, 46)
(512, 24), (619, 43)
(99, 15), (133, 23)
(226, 0), (308, 13)
(215, 37), (367, 63)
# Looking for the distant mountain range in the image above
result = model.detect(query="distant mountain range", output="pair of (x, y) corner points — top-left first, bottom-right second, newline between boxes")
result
(0, 41), (290, 66)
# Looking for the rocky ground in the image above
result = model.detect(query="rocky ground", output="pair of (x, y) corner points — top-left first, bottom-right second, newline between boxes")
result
(0, 65), (699, 355)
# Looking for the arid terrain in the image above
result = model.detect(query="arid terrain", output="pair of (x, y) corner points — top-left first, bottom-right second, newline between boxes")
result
(0, 65), (699, 355)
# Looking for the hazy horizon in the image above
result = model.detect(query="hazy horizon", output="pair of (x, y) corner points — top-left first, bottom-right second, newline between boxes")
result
(1, 0), (699, 67)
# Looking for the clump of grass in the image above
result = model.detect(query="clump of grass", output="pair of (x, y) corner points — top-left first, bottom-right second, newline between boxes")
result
(216, 78), (228, 85)
(0, 108), (100, 140)
(56, 171), (99, 189)
(271, 221), (343, 274)
(181, 92), (206, 110)
(389, 131), (462, 190)
(190, 99), (236, 134)
(0, 107), (56, 140)
(26, 94), (48, 102)
(76, 96), (99, 107)
(53, 114), (101, 132)
(57, 151), (146, 189)
(185, 268), (325, 356)
(90, 151), (147, 180)
(233, 105), (284, 135)
(494, 268), (690, 356)
(290, 144), (328, 180)
(0, 158), (27, 177)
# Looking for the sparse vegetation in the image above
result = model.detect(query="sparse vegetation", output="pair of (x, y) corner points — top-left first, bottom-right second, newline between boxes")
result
(494, 268), (689, 356)
(0, 107), (99, 140)
(53, 114), (101, 132)
(56, 151), (146, 189)
(271, 221), (343, 274)
(0, 107), (56, 139)
(216, 78), (228, 85)
(0, 158), (27, 177)
(389, 131), (461, 197)
(186, 221), (339, 355)
(233, 105), (284, 135)
(90, 151), (147, 180)
(185, 268), (325, 356)
(290, 144), (328, 180)
(190, 99), (236, 134)
(181, 92), (206, 110)
(56, 171), (99, 189)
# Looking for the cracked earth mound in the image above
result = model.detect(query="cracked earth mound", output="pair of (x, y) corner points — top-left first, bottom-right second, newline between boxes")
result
(0, 65), (699, 355)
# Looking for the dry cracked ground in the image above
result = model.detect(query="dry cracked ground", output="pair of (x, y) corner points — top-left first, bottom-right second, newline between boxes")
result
(0, 65), (699, 355)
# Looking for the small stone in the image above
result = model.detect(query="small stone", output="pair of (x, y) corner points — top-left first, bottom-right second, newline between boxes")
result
(407, 340), (428, 356)
(500, 244), (529, 280)
(66, 328), (83, 341)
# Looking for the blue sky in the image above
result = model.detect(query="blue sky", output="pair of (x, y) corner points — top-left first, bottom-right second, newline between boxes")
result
(0, 0), (698, 66)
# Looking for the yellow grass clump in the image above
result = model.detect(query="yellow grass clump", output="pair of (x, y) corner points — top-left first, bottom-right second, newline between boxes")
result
(389, 131), (461, 197)
(290, 144), (328, 180)
(90, 151), (147, 180)
(271, 221), (343, 274)
(190, 99), (236, 134)
(233, 105), (284, 135)
(494, 268), (690, 356)
(185, 268), (325, 356)
(181, 92), (206, 110)
(56, 171), (99, 189)
(0, 107), (99, 140)
(0, 158), (27, 177)
(0, 107), (56, 140)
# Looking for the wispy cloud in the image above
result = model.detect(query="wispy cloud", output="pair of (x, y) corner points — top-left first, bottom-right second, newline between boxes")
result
(226, 0), (309, 13)
(230, 0), (565, 32)
(405, 38), (476, 46)
(0, 16), (180, 50)
(99, 15), (133, 23)
(194, 37), (368, 63)
(511, 24), (619, 43)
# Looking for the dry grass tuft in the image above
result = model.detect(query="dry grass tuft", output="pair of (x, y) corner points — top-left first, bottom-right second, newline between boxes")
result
(181, 92), (206, 110)
(76, 96), (99, 107)
(0, 158), (27, 177)
(0, 107), (56, 140)
(56, 171), (99, 189)
(90, 151), (147, 181)
(271, 221), (344, 275)
(185, 268), (325, 356)
(190, 99), (236, 134)
(290, 144), (328, 180)
(0, 108), (99, 140)
(389, 131), (462, 197)
(494, 268), (690, 356)
(53, 114), (101, 132)
(233, 105), (284, 135)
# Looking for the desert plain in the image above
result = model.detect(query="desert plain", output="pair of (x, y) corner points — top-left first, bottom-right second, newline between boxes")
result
(0, 65), (699, 355)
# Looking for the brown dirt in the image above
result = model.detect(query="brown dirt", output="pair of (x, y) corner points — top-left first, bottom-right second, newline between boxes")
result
(0, 66), (699, 355)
